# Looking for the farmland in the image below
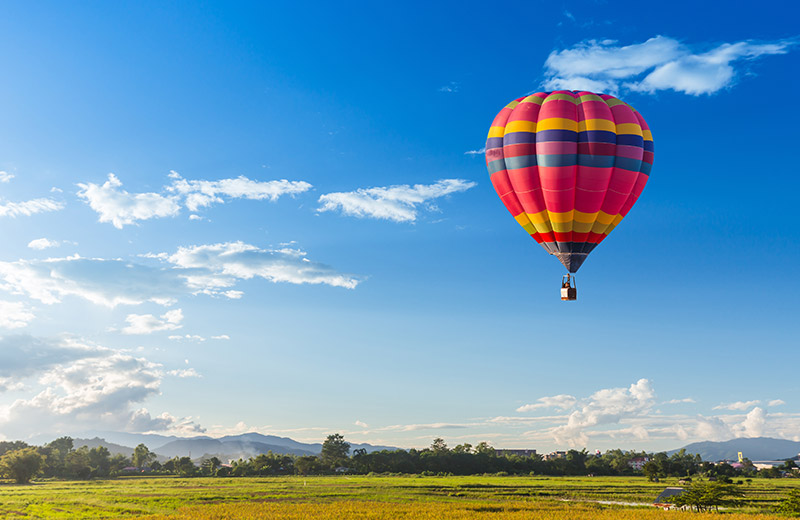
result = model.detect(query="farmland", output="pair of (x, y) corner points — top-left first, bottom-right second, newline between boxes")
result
(1, 475), (798, 519)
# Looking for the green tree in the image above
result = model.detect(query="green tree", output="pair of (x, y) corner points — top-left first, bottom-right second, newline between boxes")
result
(132, 444), (156, 469)
(295, 455), (321, 475)
(430, 438), (448, 454)
(320, 433), (350, 469)
(0, 441), (29, 457)
(88, 446), (111, 477)
(669, 482), (743, 512)
(474, 442), (495, 456)
(0, 447), (45, 484)
(201, 456), (221, 475)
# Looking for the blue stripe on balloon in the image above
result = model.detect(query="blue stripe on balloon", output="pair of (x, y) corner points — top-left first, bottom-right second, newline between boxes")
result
(503, 154), (537, 170)
(616, 134), (644, 147)
(578, 130), (616, 144)
(536, 129), (577, 142)
(502, 132), (536, 145)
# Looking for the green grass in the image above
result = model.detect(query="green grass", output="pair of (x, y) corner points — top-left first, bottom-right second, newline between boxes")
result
(0, 475), (797, 519)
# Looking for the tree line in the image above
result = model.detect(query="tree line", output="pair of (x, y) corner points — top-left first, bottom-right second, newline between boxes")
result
(2, 434), (797, 484)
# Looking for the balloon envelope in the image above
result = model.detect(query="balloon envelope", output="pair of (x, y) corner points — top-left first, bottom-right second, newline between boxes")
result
(486, 90), (654, 272)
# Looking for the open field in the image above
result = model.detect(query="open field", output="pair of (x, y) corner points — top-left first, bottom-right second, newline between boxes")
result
(1, 475), (798, 519)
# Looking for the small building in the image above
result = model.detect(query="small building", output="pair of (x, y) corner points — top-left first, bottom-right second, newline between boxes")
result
(495, 449), (537, 457)
(543, 451), (567, 461)
(628, 457), (650, 470)
(654, 487), (685, 508)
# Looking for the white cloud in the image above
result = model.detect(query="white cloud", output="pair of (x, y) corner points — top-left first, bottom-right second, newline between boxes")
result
(543, 36), (796, 96)
(355, 420), (368, 428)
(318, 179), (476, 222)
(27, 238), (60, 250)
(122, 309), (184, 335)
(438, 82), (459, 93)
(169, 334), (206, 342)
(550, 379), (656, 447)
(167, 171), (311, 212)
(162, 241), (361, 290)
(665, 398), (696, 404)
(0, 255), (187, 307)
(0, 198), (65, 218)
(736, 407), (767, 438)
(0, 244), (359, 313)
(0, 301), (35, 329)
(77, 172), (312, 228)
(517, 394), (577, 412)
(464, 148), (485, 156)
(167, 368), (201, 378)
(0, 335), (206, 437)
(0, 171), (14, 183)
(713, 400), (760, 411)
(768, 399), (786, 407)
(77, 174), (181, 229)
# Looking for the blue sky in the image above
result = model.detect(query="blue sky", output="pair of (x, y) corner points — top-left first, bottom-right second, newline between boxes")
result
(0, 0), (798, 452)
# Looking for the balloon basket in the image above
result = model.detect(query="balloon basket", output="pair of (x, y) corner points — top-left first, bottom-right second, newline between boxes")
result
(561, 274), (577, 301)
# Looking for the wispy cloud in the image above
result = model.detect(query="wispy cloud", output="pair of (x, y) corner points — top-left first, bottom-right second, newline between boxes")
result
(0, 171), (14, 183)
(355, 420), (368, 428)
(167, 368), (201, 378)
(768, 399), (786, 407)
(0, 301), (35, 329)
(122, 309), (184, 335)
(0, 255), (188, 307)
(438, 82), (459, 93)
(77, 172), (312, 228)
(318, 179), (476, 222)
(159, 241), (361, 290)
(665, 398), (696, 404)
(713, 400), (760, 411)
(517, 394), (577, 412)
(166, 170), (312, 212)
(542, 36), (796, 96)
(464, 147), (485, 156)
(0, 242), (358, 310)
(0, 198), (64, 218)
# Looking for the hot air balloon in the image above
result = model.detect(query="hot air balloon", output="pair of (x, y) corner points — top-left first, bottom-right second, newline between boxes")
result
(486, 90), (654, 300)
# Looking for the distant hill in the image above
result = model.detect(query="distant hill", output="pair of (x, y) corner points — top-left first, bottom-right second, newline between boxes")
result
(72, 437), (135, 457)
(669, 437), (800, 461)
(38, 431), (398, 462)
(153, 432), (396, 460)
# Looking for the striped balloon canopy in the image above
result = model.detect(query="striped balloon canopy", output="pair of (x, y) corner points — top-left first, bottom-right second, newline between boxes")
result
(486, 90), (654, 273)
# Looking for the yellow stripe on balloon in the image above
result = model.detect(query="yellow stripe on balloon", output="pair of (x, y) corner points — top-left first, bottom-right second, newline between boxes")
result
(550, 220), (574, 233)
(543, 93), (579, 104)
(578, 119), (616, 133)
(578, 94), (604, 103)
(503, 120), (537, 134)
(642, 130), (653, 141)
(572, 220), (594, 233)
(595, 211), (616, 225)
(488, 126), (506, 138)
(521, 95), (544, 105)
(573, 210), (598, 223)
(536, 118), (578, 132)
(547, 210), (574, 223)
(615, 123), (642, 136)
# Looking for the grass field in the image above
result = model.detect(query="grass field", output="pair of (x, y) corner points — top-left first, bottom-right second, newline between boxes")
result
(1, 475), (798, 519)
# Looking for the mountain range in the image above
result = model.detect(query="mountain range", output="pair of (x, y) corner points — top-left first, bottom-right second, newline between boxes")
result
(52, 431), (396, 462)
(669, 437), (800, 461)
